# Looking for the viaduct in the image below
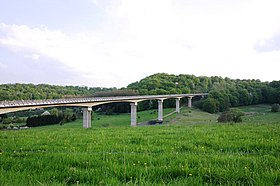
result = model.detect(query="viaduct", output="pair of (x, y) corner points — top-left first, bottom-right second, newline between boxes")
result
(0, 93), (208, 128)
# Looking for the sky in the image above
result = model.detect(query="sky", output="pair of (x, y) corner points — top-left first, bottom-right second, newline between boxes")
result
(0, 0), (280, 88)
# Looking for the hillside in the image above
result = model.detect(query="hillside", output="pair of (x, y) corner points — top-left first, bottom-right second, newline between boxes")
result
(0, 73), (279, 114)
(128, 73), (280, 112)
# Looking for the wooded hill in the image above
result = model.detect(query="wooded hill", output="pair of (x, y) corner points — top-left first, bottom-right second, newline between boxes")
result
(0, 84), (115, 100)
(128, 73), (280, 113)
(0, 73), (279, 113)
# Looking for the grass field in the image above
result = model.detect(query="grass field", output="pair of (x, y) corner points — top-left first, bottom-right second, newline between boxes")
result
(0, 105), (280, 185)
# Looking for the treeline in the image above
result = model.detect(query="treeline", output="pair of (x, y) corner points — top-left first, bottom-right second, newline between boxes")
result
(128, 73), (280, 113)
(0, 83), (115, 101)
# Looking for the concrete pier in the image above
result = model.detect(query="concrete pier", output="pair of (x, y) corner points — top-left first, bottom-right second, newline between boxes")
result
(158, 99), (164, 122)
(82, 107), (92, 128)
(130, 102), (137, 127)
(176, 98), (180, 113)
(188, 96), (193, 108)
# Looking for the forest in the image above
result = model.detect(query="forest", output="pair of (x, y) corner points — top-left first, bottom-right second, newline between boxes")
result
(127, 73), (280, 113)
(0, 73), (279, 114)
(0, 84), (115, 100)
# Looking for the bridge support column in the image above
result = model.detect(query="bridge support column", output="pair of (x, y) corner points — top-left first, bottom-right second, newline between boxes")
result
(130, 102), (137, 127)
(176, 98), (180, 113)
(82, 107), (92, 128)
(158, 99), (164, 122)
(188, 96), (193, 108)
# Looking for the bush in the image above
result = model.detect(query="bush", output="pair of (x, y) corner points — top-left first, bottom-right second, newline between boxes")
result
(2, 117), (13, 124)
(217, 111), (234, 123)
(26, 115), (63, 127)
(271, 104), (279, 112)
(218, 110), (244, 123)
(0, 124), (6, 130)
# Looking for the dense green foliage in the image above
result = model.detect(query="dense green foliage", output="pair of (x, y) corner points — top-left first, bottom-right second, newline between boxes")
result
(26, 108), (77, 127)
(128, 73), (280, 112)
(0, 108), (78, 129)
(0, 116), (25, 125)
(0, 106), (279, 185)
(202, 98), (219, 113)
(26, 115), (64, 127)
(0, 84), (115, 100)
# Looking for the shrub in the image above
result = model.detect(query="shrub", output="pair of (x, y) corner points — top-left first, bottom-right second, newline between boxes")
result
(26, 115), (63, 127)
(217, 111), (234, 123)
(218, 109), (244, 123)
(271, 104), (279, 112)
(2, 118), (13, 124)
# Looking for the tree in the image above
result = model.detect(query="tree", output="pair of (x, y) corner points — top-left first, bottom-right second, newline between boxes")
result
(217, 96), (230, 112)
(238, 89), (251, 106)
(202, 98), (218, 113)
(63, 108), (74, 122)
(49, 108), (59, 117)
(269, 81), (280, 88)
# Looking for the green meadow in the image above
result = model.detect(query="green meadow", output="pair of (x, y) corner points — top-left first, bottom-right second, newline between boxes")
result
(0, 106), (280, 185)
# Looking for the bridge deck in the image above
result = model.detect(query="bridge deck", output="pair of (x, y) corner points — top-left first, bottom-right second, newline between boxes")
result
(0, 93), (208, 108)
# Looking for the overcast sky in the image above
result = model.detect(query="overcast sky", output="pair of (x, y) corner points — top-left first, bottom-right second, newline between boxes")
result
(0, 0), (280, 88)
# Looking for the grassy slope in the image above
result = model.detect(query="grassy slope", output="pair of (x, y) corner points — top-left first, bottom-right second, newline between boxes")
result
(0, 106), (280, 185)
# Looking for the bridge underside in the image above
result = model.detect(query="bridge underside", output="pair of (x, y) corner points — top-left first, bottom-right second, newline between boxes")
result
(82, 97), (193, 128)
(0, 94), (206, 128)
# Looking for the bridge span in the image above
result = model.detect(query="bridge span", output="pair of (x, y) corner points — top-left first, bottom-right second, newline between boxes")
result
(0, 93), (208, 128)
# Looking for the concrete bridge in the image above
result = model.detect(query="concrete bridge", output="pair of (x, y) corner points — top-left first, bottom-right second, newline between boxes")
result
(0, 93), (208, 128)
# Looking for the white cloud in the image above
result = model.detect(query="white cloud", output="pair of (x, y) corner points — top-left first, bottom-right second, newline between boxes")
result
(24, 53), (40, 60)
(105, 0), (280, 81)
(0, 23), (113, 80)
(0, 62), (7, 69)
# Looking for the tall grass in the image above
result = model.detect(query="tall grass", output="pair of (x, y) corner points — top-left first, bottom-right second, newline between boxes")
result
(0, 106), (279, 185)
